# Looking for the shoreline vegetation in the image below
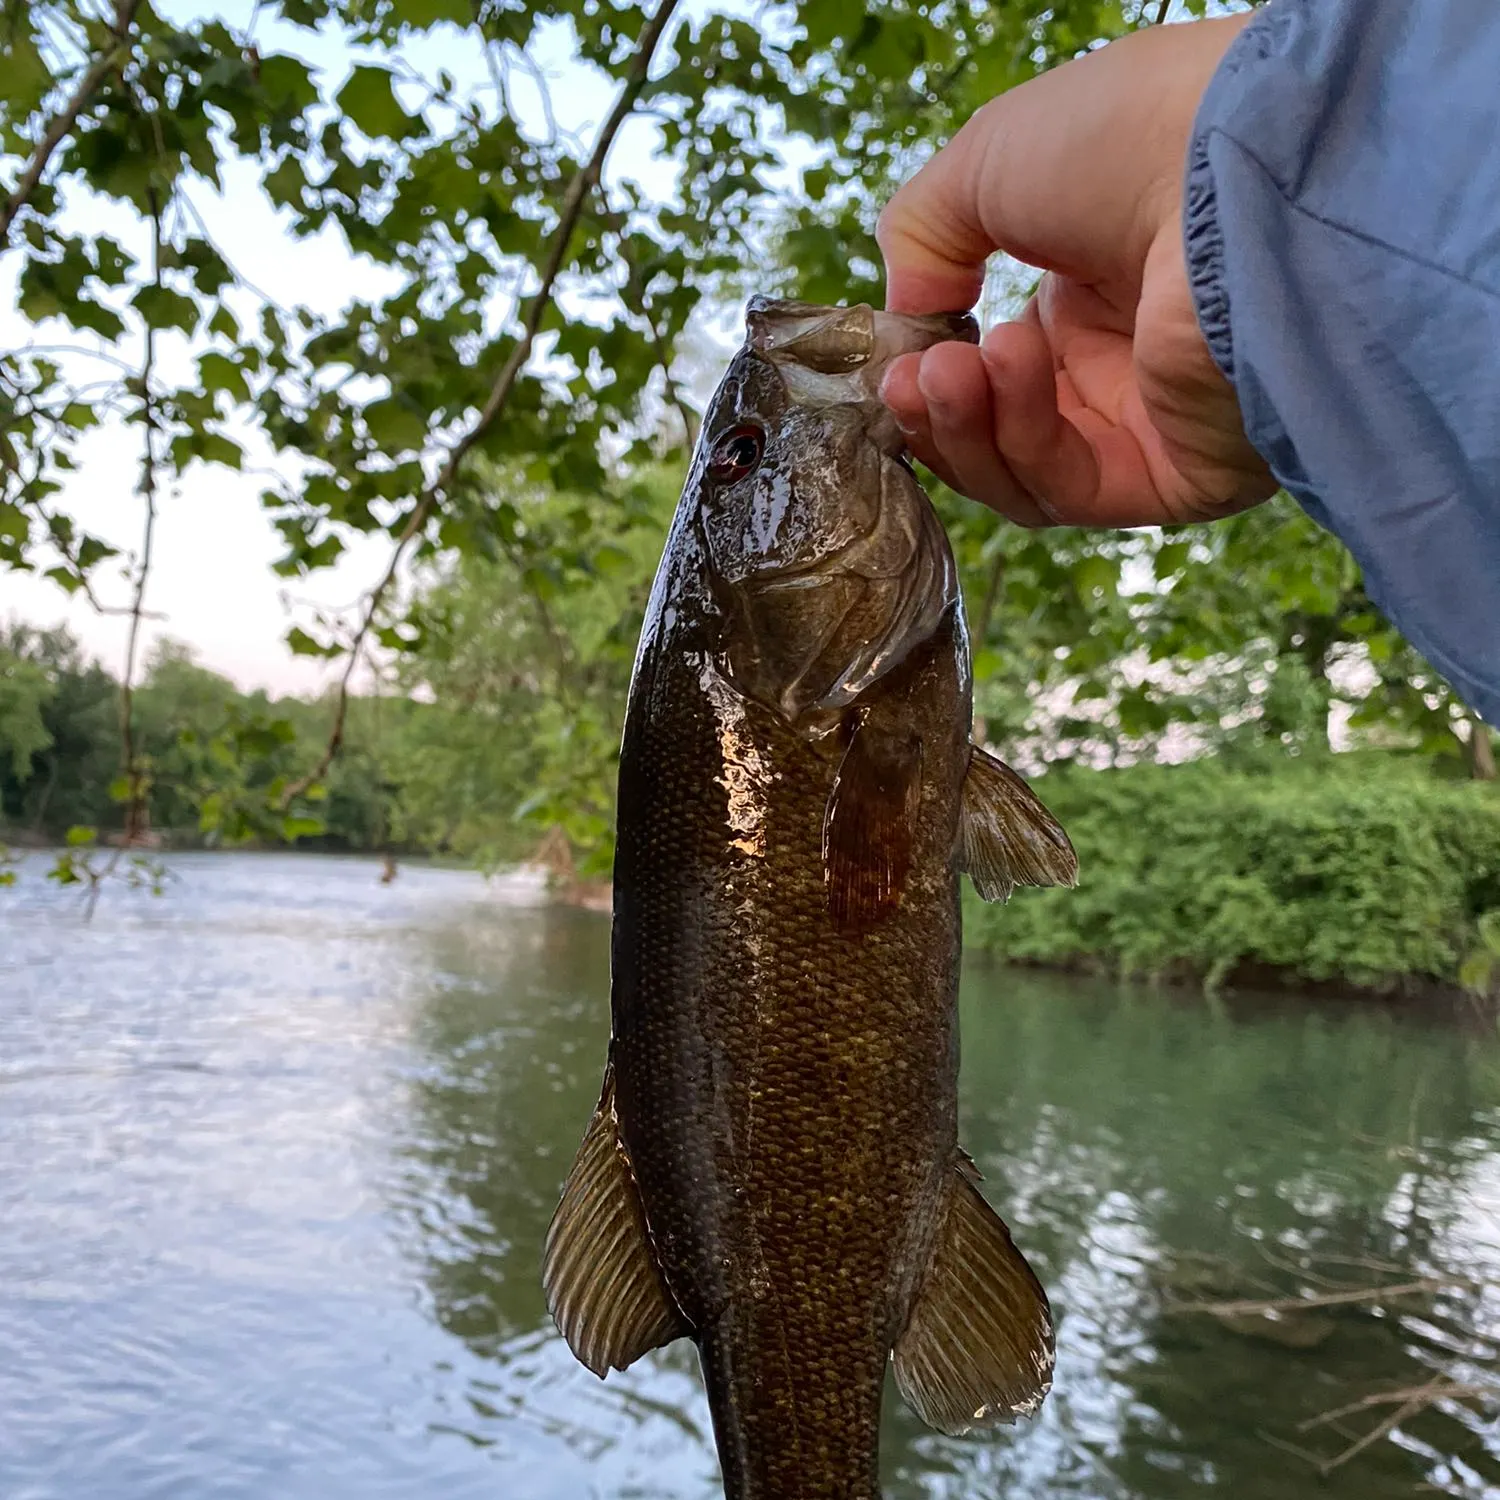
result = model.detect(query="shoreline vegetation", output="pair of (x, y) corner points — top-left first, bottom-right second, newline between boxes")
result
(10, 751), (1497, 1004)
(1, 0), (1496, 1004)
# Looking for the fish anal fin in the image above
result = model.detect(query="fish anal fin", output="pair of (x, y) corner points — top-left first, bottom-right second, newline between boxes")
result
(893, 1163), (1055, 1435)
(542, 1063), (688, 1376)
(959, 745), (1078, 903)
(822, 713), (922, 933)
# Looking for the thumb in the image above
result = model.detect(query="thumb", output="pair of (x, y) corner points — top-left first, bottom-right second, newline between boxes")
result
(877, 15), (1250, 316)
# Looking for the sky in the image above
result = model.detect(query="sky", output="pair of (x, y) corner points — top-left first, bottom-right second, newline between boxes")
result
(2, 0), (753, 696)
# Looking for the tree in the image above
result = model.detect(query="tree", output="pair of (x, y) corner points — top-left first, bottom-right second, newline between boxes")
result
(0, 621), (116, 833)
(0, 634), (54, 778)
(2, 0), (1490, 879)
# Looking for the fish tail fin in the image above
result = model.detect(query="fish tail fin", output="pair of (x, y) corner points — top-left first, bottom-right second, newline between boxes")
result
(893, 1157), (1054, 1434)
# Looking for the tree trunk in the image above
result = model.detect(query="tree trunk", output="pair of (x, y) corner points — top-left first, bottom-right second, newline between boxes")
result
(29, 754), (58, 834)
(1467, 713), (1497, 781)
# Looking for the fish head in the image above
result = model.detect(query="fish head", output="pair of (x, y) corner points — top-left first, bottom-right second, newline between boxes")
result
(691, 298), (977, 725)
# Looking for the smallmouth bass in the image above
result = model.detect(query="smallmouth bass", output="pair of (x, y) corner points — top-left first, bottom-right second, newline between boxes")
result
(544, 297), (1078, 1499)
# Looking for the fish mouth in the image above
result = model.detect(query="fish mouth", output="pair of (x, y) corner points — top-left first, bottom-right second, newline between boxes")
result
(699, 299), (969, 723)
(745, 297), (978, 395)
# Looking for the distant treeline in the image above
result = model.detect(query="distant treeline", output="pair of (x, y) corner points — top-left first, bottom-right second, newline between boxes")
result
(0, 623), (537, 864)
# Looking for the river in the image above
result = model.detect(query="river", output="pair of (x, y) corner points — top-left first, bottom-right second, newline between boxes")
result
(2, 852), (1498, 1498)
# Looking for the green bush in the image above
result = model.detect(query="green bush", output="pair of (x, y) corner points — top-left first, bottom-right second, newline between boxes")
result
(966, 755), (1500, 993)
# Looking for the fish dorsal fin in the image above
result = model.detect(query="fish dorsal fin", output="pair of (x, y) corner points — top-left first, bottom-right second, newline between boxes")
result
(893, 1162), (1055, 1435)
(959, 745), (1078, 903)
(822, 713), (923, 933)
(542, 1063), (689, 1376)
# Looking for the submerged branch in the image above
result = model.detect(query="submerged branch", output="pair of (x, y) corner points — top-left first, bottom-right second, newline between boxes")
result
(1297, 1379), (1494, 1435)
(281, 0), (683, 807)
(1166, 1276), (1468, 1317)
(1302, 1378), (1492, 1476)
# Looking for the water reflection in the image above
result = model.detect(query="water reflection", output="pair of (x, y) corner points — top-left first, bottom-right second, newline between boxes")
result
(3, 856), (1497, 1499)
(399, 918), (1500, 1498)
(389, 904), (724, 1496)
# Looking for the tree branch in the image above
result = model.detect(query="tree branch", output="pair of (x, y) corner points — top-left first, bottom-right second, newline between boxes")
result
(280, 0), (683, 806)
(0, 0), (144, 247)
(644, 308), (698, 449)
(117, 194), (162, 851)
(610, 190), (698, 450)
(1467, 710), (1496, 781)
(973, 549), (1007, 647)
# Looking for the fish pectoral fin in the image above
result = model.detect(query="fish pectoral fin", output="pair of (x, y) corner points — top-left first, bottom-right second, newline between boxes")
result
(892, 1163), (1055, 1435)
(822, 712), (923, 933)
(541, 1062), (689, 1377)
(958, 745), (1078, 903)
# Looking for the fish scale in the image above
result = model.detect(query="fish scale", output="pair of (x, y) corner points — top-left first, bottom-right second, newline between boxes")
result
(543, 299), (1079, 1498)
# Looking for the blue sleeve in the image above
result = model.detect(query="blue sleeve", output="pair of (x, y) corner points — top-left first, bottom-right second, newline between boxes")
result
(1184, 0), (1500, 727)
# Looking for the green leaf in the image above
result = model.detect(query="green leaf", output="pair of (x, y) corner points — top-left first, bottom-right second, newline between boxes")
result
(198, 352), (250, 403)
(180, 240), (234, 297)
(257, 53), (319, 112)
(287, 626), (342, 658)
(199, 431), (245, 469)
(1154, 541), (1192, 579)
(1074, 555), (1119, 600)
(1478, 910), (1500, 957)
(363, 396), (428, 452)
(207, 304), (242, 340)
(133, 284), (200, 335)
(1459, 951), (1495, 995)
(65, 824), (97, 847)
(337, 66), (421, 141)
(397, 0), (474, 25)
(263, 155), (308, 209)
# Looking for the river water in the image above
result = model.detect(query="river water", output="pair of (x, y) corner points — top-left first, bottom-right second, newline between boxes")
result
(2, 852), (1498, 1499)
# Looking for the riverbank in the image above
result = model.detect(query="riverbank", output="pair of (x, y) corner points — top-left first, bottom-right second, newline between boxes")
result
(12, 753), (1496, 999)
(964, 753), (1500, 997)
(545, 753), (1500, 1001)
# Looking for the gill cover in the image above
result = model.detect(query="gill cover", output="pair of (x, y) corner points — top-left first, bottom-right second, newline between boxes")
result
(695, 299), (978, 724)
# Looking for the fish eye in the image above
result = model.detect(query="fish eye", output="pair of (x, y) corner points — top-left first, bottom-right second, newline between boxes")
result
(707, 424), (765, 484)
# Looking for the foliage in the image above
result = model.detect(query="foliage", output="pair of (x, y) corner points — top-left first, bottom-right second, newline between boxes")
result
(939, 494), (1495, 776)
(0, 624), (384, 848)
(0, 621), (117, 832)
(964, 754), (1500, 992)
(397, 463), (676, 871)
(0, 2), (1243, 754)
(2, 0), (1492, 900)
(0, 616), (614, 861)
(0, 632), (54, 776)
(2, 0), (1146, 602)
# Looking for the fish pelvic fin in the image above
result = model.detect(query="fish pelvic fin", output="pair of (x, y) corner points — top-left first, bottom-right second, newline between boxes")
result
(958, 744), (1078, 903)
(892, 1159), (1055, 1436)
(542, 1061), (689, 1377)
(822, 710), (923, 933)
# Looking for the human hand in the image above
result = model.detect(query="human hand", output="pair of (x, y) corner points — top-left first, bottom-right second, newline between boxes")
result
(876, 16), (1277, 528)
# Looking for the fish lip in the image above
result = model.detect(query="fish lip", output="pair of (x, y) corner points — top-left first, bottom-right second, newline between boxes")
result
(744, 296), (979, 372)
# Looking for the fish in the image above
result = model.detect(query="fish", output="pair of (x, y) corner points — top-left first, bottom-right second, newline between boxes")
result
(542, 296), (1079, 1499)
